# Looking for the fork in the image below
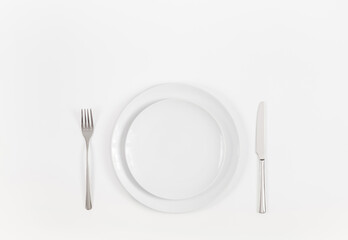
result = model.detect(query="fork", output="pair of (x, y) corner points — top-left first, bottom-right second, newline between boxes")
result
(81, 109), (94, 210)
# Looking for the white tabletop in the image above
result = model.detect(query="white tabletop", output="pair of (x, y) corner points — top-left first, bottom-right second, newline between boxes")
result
(1, 0), (348, 239)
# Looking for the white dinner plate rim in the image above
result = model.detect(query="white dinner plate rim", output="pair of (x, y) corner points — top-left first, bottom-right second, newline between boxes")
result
(111, 83), (240, 213)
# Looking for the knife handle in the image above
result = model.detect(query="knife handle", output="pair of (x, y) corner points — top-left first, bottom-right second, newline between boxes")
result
(259, 159), (266, 214)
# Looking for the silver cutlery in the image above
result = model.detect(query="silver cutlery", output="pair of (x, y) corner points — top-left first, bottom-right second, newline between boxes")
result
(256, 102), (266, 214)
(81, 109), (94, 210)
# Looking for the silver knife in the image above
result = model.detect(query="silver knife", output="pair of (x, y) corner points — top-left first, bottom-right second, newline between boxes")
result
(256, 102), (266, 214)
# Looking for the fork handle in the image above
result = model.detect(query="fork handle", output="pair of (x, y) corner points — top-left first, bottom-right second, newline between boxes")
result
(259, 159), (266, 214)
(85, 144), (92, 210)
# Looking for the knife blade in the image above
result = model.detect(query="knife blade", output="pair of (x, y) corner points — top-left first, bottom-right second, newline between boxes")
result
(256, 102), (265, 160)
(256, 101), (266, 214)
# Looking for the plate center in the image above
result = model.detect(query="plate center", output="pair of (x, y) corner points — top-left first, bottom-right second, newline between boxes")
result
(125, 99), (224, 200)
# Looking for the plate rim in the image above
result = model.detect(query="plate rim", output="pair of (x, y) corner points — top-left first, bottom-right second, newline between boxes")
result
(111, 83), (240, 213)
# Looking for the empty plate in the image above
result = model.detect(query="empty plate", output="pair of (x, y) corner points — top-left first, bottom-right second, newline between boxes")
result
(111, 83), (239, 212)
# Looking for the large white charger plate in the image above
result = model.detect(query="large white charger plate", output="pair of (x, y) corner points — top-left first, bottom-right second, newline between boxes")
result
(111, 83), (239, 213)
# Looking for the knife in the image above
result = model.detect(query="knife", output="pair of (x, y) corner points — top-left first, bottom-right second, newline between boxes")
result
(256, 101), (266, 214)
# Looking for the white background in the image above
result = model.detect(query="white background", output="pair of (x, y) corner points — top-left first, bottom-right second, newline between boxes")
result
(1, 0), (348, 239)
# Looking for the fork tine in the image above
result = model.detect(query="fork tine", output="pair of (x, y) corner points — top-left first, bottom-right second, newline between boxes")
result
(84, 109), (87, 129)
(81, 109), (83, 128)
(87, 109), (90, 128)
(90, 109), (94, 128)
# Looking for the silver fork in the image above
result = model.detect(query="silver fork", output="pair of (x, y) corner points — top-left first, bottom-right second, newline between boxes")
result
(81, 109), (94, 210)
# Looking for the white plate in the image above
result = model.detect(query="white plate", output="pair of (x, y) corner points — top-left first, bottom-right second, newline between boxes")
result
(111, 83), (239, 213)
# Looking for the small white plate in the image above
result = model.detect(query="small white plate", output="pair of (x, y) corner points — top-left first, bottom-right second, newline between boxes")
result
(111, 83), (239, 213)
